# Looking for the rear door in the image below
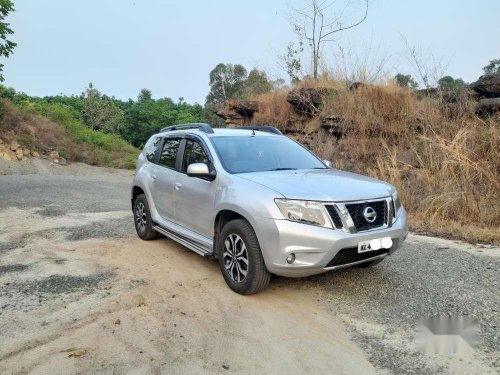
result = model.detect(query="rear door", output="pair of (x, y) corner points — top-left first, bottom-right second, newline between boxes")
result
(173, 137), (218, 238)
(150, 137), (182, 222)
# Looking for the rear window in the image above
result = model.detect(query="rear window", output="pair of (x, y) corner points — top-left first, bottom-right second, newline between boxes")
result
(143, 136), (161, 162)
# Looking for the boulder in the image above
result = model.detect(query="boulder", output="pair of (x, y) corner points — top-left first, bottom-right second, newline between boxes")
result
(228, 100), (259, 117)
(23, 148), (30, 156)
(10, 140), (20, 151)
(0, 152), (12, 161)
(15, 148), (24, 160)
(477, 97), (500, 116)
(48, 150), (59, 160)
(214, 103), (248, 127)
(0, 138), (3, 144)
(286, 88), (324, 116)
(470, 73), (500, 98)
(32, 151), (40, 158)
(58, 157), (68, 165)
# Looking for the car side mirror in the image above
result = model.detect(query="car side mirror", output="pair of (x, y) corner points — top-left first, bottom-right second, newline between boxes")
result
(323, 160), (332, 168)
(187, 163), (216, 181)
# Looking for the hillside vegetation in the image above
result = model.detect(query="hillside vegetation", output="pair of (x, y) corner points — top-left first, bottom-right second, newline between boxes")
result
(217, 78), (500, 244)
(0, 99), (139, 169)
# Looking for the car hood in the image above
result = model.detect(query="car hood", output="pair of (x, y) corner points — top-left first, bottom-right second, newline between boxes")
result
(237, 169), (394, 202)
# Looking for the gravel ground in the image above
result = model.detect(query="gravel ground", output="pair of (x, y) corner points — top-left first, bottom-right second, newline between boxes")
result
(0, 167), (498, 374)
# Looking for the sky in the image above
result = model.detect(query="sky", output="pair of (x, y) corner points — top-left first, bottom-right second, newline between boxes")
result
(4, 0), (500, 104)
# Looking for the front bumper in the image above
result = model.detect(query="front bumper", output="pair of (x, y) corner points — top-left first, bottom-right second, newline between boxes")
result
(255, 208), (408, 277)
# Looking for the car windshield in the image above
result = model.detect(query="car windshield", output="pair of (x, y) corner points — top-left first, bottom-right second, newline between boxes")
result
(211, 136), (327, 173)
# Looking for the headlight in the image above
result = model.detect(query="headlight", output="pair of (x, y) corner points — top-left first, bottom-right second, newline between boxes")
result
(275, 199), (332, 228)
(392, 190), (402, 217)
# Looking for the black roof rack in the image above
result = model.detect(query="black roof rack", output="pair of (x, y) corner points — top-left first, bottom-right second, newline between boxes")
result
(160, 123), (214, 134)
(237, 125), (282, 135)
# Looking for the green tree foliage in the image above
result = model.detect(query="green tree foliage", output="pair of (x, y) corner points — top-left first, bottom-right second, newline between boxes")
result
(206, 63), (247, 105)
(243, 69), (273, 97)
(137, 88), (152, 102)
(394, 73), (418, 89)
(81, 83), (124, 133)
(482, 59), (500, 74)
(280, 42), (303, 83)
(438, 76), (466, 89)
(0, 0), (16, 82)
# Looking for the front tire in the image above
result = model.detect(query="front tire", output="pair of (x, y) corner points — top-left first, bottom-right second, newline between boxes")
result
(133, 194), (158, 240)
(218, 219), (271, 295)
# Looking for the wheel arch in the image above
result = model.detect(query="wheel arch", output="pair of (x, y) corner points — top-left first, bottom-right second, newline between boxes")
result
(214, 209), (253, 258)
(131, 185), (145, 209)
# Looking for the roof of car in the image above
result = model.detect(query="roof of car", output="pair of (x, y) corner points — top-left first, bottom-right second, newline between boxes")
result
(157, 128), (280, 138)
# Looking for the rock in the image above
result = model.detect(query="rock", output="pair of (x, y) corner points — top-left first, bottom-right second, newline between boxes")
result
(286, 88), (324, 116)
(23, 148), (30, 156)
(0, 138), (3, 144)
(228, 100), (259, 117)
(0, 152), (11, 161)
(32, 151), (40, 158)
(58, 157), (68, 165)
(470, 73), (500, 98)
(477, 97), (500, 116)
(0, 144), (5, 153)
(114, 319), (121, 325)
(48, 150), (59, 160)
(10, 140), (20, 151)
(214, 103), (248, 127)
(15, 148), (24, 160)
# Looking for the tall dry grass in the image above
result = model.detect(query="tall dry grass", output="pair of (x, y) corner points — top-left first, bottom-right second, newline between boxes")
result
(252, 83), (500, 243)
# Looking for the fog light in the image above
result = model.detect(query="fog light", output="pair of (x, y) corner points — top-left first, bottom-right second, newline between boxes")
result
(286, 253), (296, 264)
(382, 237), (393, 249)
(370, 239), (382, 250)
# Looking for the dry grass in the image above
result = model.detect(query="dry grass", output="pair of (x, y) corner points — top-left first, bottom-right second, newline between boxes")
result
(251, 82), (500, 244)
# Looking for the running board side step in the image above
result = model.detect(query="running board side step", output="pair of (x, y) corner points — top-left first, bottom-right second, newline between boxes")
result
(153, 224), (215, 259)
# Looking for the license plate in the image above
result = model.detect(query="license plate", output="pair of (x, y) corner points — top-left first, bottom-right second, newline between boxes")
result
(358, 240), (375, 253)
(358, 237), (392, 253)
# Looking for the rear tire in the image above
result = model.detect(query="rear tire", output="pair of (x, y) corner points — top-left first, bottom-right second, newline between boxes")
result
(218, 219), (271, 295)
(133, 194), (158, 240)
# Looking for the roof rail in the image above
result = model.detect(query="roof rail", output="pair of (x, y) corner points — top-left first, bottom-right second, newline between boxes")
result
(237, 125), (282, 135)
(160, 123), (214, 134)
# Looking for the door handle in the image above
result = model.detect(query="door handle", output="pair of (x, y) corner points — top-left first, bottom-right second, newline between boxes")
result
(151, 174), (157, 180)
(174, 182), (182, 190)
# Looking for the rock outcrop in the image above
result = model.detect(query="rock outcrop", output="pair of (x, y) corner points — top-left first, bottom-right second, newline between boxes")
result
(286, 88), (323, 116)
(470, 73), (500, 98)
(214, 100), (259, 126)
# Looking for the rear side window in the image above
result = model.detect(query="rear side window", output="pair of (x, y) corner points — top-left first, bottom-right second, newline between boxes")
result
(143, 136), (161, 162)
(159, 138), (181, 169)
(181, 140), (211, 172)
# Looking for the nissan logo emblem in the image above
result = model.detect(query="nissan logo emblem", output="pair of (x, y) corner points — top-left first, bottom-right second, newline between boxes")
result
(363, 206), (377, 223)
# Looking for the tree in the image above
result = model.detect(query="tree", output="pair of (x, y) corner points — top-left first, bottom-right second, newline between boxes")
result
(243, 69), (273, 97)
(279, 42), (303, 83)
(137, 88), (152, 102)
(483, 59), (500, 74)
(0, 0), (16, 82)
(438, 76), (466, 90)
(81, 83), (124, 133)
(394, 73), (418, 89)
(291, 0), (369, 80)
(206, 63), (247, 105)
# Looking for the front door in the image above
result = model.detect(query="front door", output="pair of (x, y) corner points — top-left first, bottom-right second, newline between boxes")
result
(150, 137), (182, 222)
(173, 138), (218, 238)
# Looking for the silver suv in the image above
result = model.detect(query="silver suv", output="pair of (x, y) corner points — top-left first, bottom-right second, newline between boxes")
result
(131, 123), (408, 294)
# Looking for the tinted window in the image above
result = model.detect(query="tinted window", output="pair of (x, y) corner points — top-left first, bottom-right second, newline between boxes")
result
(144, 136), (161, 162)
(159, 138), (181, 169)
(182, 140), (211, 172)
(211, 136), (326, 173)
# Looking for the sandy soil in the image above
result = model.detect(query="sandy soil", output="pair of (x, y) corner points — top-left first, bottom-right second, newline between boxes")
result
(0, 206), (374, 374)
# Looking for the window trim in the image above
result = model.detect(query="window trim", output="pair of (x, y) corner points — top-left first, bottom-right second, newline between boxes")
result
(156, 136), (183, 171)
(180, 137), (213, 174)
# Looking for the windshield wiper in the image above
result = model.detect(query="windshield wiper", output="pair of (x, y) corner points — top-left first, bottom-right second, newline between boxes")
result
(265, 168), (298, 171)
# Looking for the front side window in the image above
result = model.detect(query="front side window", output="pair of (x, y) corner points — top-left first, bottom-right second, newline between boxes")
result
(182, 139), (211, 172)
(211, 136), (326, 173)
(159, 138), (181, 169)
(143, 136), (161, 162)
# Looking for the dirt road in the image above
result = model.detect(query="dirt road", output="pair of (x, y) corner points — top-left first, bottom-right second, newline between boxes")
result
(0, 162), (498, 374)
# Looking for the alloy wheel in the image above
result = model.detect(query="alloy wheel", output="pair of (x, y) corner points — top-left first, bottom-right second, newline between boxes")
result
(135, 202), (147, 233)
(223, 233), (249, 282)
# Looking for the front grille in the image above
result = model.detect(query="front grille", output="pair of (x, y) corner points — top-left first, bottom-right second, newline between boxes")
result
(345, 200), (386, 231)
(326, 247), (389, 267)
(325, 205), (343, 229)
